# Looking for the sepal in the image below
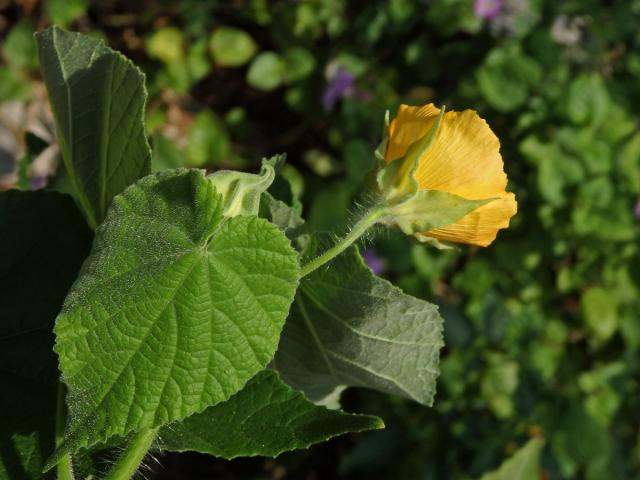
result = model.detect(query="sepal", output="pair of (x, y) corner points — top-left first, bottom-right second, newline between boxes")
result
(374, 109), (390, 164)
(413, 233), (455, 249)
(381, 189), (494, 236)
(376, 107), (445, 202)
(207, 156), (277, 217)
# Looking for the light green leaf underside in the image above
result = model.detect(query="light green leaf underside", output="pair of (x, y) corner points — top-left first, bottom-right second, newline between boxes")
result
(158, 370), (383, 459)
(36, 26), (151, 227)
(49, 169), (299, 468)
(274, 241), (444, 406)
(260, 192), (307, 248)
(479, 438), (545, 480)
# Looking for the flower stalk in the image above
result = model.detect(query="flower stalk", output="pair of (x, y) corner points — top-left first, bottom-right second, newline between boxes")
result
(300, 207), (387, 278)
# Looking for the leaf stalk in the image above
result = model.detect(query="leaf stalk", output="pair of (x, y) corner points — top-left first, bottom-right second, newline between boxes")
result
(104, 428), (158, 480)
(55, 382), (75, 480)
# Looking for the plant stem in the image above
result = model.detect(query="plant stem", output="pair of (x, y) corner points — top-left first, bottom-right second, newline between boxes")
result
(55, 382), (74, 480)
(300, 206), (386, 278)
(105, 428), (159, 480)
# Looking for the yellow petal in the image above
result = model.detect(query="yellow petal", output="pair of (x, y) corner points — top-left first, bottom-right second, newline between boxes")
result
(386, 104), (507, 199)
(385, 104), (441, 163)
(422, 192), (517, 247)
(416, 108), (507, 198)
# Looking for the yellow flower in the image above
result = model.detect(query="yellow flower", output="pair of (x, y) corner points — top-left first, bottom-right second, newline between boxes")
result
(383, 103), (517, 247)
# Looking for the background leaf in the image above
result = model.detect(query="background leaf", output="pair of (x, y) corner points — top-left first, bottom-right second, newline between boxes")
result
(158, 370), (383, 459)
(36, 26), (151, 227)
(50, 169), (299, 464)
(2, 22), (39, 71)
(43, 0), (89, 28)
(147, 27), (185, 64)
(247, 52), (285, 91)
(209, 27), (257, 67)
(274, 240), (443, 405)
(479, 438), (544, 480)
(0, 190), (92, 479)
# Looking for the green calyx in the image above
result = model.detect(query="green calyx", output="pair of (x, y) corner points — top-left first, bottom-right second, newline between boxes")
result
(379, 190), (494, 240)
(376, 106), (446, 203)
(207, 155), (282, 217)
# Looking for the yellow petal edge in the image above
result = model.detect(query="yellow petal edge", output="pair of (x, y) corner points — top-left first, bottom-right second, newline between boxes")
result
(385, 103), (517, 247)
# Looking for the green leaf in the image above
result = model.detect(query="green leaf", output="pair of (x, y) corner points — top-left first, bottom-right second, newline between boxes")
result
(581, 287), (618, 346)
(260, 192), (307, 246)
(48, 169), (299, 467)
(44, 0), (89, 28)
(282, 47), (316, 83)
(207, 158), (276, 217)
(158, 370), (383, 458)
(3, 22), (39, 71)
(185, 111), (231, 167)
(247, 52), (285, 91)
(618, 133), (640, 194)
(274, 242), (444, 405)
(551, 404), (611, 477)
(209, 27), (257, 67)
(151, 134), (183, 172)
(36, 26), (151, 228)
(480, 353), (519, 419)
(266, 160), (304, 216)
(476, 46), (542, 113)
(147, 27), (185, 64)
(186, 39), (212, 83)
(0, 66), (31, 102)
(566, 74), (609, 127)
(0, 190), (92, 479)
(479, 438), (545, 480)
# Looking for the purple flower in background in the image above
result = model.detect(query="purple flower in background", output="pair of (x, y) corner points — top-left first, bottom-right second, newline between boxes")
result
(322, 66), (355, 112)
(30, 175), (47, 190)
(474, 0), (503, 19)
(634, 199), (640, 220)
(363, 248), (385, 275)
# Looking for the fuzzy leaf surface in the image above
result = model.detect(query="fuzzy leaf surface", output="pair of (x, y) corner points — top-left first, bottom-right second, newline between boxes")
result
(36, 26), (151, 227)
(49, 169), (299, 467)
(274, 241), (444, 405)
(159, 370), (383, 458)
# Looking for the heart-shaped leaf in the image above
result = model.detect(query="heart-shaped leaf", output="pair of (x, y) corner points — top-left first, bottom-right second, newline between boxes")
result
(48, 169), (299, 467)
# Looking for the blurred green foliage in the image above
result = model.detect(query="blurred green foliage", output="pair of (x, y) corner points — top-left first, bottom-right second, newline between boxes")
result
(1, 0), (639, 478)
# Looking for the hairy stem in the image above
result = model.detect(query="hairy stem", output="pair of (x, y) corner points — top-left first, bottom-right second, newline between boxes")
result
(55, 382), (74, 480)
(300, 206), (386, 278)
(104, 428), (159, 480)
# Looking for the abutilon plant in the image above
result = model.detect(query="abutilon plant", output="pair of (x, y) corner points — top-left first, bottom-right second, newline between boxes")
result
(0, 26), (515, 480)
